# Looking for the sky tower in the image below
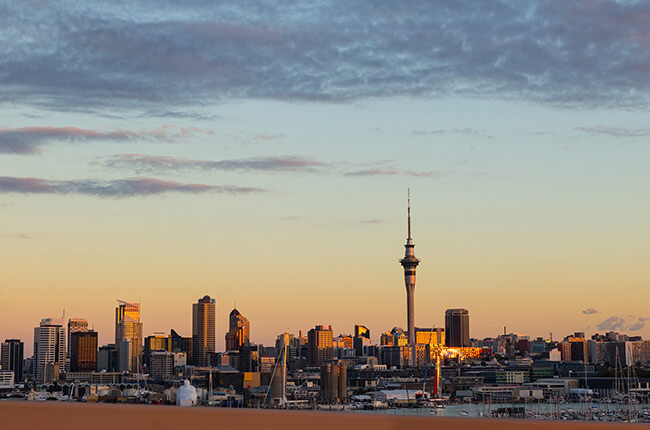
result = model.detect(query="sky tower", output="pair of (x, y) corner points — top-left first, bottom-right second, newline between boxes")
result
(400, 190), (420, 345)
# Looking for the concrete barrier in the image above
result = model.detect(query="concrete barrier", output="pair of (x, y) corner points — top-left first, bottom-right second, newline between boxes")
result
(0, 402), (638, 430)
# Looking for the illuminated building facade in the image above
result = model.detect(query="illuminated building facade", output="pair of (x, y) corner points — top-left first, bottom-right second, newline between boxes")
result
(307, 325), (333, 367)
(70, 331), (97, 372)
(192, 295), (216, 367)
(225, 308), (250, 351)
(67, 318), (88, 366)
(115, 301), (143, 372)
(144, 333), (172, 365)
(415, 327), (445, 346)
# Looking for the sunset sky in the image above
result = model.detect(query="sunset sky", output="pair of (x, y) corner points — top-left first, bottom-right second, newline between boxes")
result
(1, 1), (649, 354)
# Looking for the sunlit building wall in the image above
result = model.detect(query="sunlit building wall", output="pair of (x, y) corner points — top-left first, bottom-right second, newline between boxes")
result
(307, 325), (333, 367)
(225, 308), (250, 351)
(115, 301), (143, 372)
(70, 331), (97, 372)
(192, 295), (216, 367)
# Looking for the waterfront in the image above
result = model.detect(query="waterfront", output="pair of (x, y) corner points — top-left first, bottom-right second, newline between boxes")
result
(352, 402), (650, 423)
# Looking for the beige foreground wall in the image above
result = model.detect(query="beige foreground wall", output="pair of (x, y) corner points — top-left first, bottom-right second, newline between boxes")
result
(0, 402), (639, 430)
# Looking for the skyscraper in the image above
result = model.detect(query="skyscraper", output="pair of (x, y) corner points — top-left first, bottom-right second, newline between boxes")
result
(115, 301), (143, 372)
(225, 308), (250, 351)
(67, 319), (88, 347)
(70, 331), (98, 372)
(445, 309), (470, 347)
(143, 333), (171, 366)
(1, 339), (24, 383)
(399, 191), (420, 345)
(192, 295), (216, 367)
(33, 318), (66, 383)
(307, 324), (333, 367)
(353, 325), (371, 357)
(67, 318), (88, 370)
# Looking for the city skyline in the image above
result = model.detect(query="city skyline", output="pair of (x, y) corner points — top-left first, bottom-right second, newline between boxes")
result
(2, 1), (650, 353)
(3, 190), (649, 355)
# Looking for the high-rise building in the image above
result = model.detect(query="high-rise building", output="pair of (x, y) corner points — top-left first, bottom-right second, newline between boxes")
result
(67, 318), (88, 357)
(97, 344), (117, 371)
(415, 327), (445, 346)
(445, 309), (470, 347)
(192, 295), (216, 367)
(307, 325), (333, 367)
(353, 325), (371, 357)
(115, 301), (143, 372)
(70, 331), (98, 372)
(150, 351), (174, 381)
(33, 318), (66, 383)
(143, 333), (171, 366)
(1, 339), (24, 383)
(225, 308), (250, 351)
(354, 325), (370, 339)
(399, 191), (420, 345)
(170, 329), (193, 364)
(119, 339), (132, 372)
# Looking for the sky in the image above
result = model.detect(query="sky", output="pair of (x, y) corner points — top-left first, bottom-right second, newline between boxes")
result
(1, 0), (649, 354)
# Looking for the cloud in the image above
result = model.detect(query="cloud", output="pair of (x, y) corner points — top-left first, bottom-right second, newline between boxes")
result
(597, 315), (649, 332)
(1, 1), (649, 111)
(0, 126), (214, 154)
(575, 126), (650, 138)
(412, 128), (493, 138)
(104, 154), (329, 174)
(597, 316), (628, 331)
(0, 176), (263, 197)
(345, 167), (444, 178)
(104, 153), (443, 179)
(0, 233), (31, 239)
(582, 308), (599, 315)
(359, 219), (383, 224)
(253, 134), (285, 142)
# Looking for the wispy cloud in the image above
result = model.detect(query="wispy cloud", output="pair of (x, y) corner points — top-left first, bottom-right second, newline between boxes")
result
(575, 126), (650, 138)
(359, 219), (383, 224)
(344, 167), (444, 178)
(412, 128), (493, 139)
(0, 176), (263, 197)
(582, 308), (599, 315)
(597, 315), (649, 332)
(0, 125), (214, 154)
(104, 153), (444, 179)
(104, 154), (329, 174)
(1, 1), (649, 110)
(0, 233), (31, 239)
(253, 134), (285, 142)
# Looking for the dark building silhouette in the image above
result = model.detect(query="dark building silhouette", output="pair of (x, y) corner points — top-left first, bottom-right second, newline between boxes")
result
(70, 331), (98, 372)
(445, 308), (470, 347)
(170, 329), (193, 364)
(1, 339), (24, 383)
(97, 344), (117, 371)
